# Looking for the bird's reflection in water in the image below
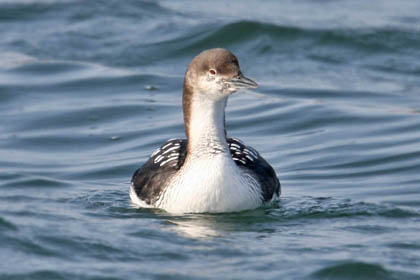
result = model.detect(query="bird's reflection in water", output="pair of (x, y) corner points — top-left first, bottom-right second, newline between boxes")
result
(164, 218), (221, 239)
(161, 207), (275, 239)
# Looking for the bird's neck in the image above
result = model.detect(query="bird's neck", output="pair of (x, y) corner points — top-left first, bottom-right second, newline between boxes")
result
(183, 87), (228, 157)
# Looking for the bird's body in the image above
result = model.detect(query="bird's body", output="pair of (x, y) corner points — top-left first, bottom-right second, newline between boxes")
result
(130, 48), (280, 213)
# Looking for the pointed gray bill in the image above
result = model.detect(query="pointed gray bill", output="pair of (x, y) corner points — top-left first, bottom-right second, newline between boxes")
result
(227, 74), (258, 89)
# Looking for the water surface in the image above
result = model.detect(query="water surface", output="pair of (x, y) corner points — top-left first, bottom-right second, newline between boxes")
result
(1, 0), (420, 279)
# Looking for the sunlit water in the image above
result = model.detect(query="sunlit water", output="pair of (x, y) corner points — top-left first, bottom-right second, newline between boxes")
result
(1, 1), (420, 279)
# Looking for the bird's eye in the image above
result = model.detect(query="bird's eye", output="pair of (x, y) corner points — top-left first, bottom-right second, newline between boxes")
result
(209, 69), (217, 75)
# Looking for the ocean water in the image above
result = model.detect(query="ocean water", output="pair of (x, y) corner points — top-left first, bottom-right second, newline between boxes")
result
(1, 0), (420, 279)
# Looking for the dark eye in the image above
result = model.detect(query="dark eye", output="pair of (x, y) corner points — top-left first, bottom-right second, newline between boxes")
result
(209, 69), (217, 75)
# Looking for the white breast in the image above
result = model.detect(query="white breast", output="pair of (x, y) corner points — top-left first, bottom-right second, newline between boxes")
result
(155, 153), (262, 213)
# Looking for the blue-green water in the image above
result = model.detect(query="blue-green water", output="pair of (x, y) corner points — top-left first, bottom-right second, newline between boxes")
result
(1, 0), (420, 279)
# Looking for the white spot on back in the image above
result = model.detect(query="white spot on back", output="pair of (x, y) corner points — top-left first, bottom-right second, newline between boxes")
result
(154, 155), (164, 163)
(151, 148), (161, 157)
(245, 155), (254, 162)
(161, 142), (173, 150)
(162, 146), (179, 155)
(160, 158), (177, 167)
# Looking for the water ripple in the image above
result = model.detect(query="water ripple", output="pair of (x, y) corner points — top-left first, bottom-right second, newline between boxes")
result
(1, 1), (420, 279)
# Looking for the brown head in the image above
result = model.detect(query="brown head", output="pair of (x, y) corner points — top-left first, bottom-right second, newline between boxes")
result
(183, 48), (258, 139)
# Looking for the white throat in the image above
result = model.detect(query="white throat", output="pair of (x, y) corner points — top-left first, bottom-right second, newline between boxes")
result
(186, 91), (229, 156)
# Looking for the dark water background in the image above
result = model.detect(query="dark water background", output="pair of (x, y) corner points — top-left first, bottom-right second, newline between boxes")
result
(1, 0), (420, 279)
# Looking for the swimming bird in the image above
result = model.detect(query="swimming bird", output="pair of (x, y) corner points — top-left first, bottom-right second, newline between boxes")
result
(130, 48), (280, 213)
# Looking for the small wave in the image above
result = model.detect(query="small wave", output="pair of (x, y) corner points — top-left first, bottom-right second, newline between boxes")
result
(0, 52), (37, 70)
(1, 57), (132, 86)
(0, 0), (168, 23)
(311, 261), (420, 280)
(272, 197), (420, 220)
(1, 175), (71, 189)
(2, 235), (58, 258)
(141, 20), (304, 59)
(0, 271), (71, 280)
(0, 217), (18, 231)
(162, 20), (420, 58)
(65, 187), (135, 218)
